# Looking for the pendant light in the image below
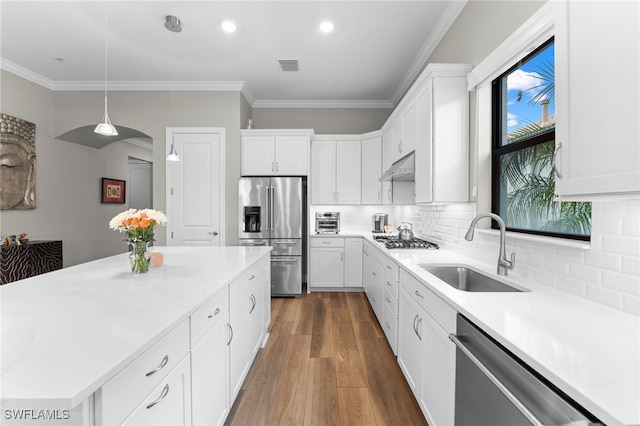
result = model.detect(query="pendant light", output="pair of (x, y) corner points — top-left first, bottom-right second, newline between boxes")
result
(166, 15), (181, 162)
(95, 1), (118, 136)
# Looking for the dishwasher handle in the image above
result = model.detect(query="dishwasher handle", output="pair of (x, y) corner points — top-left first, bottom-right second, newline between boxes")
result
(449, 333), (545, 426)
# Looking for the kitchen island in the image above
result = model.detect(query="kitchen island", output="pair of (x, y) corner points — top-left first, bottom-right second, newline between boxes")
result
(0, 246), (271, 425)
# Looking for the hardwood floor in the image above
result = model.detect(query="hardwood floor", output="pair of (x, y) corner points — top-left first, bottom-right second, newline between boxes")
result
(225, 291), (427, 426)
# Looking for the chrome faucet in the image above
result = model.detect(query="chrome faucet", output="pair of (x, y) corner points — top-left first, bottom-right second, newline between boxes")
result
(465, 213), (515, 276)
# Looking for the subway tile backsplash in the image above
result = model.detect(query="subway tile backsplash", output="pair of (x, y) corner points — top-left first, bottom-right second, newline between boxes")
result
(406, 200), (640, 317)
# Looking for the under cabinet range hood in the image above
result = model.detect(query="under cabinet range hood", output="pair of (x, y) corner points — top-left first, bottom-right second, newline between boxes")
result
(379, 151), (415, 182)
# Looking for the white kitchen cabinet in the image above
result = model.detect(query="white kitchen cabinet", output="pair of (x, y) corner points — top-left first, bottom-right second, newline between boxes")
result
(310, 248), (344, 287)
(398, 268), (457, 426)
(554, 1), (640, 200)
(420, 311), (456, 426)
(121, 355), (192, 426)
(310, 237), (362, 289)
(344, 238), (363, 287)
(228, 260), (269, 401)
(398, 287), (422, 395)
(361, 134), (383, 204)
(311, 138), (361, 204)
(190, 312), (229, 426)
(241, 130), (313, 176)
(414, 64), (472, 204)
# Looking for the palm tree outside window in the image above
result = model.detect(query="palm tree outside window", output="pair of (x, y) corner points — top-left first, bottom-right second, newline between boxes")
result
(491, 38), (591, 240)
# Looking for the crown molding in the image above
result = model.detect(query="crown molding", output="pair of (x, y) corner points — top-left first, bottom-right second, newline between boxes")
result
(52, 81), (246, 91)
(122, 138), (153, 151)
(252, 99), (392, 109)
(390, 0), (468, 106)
(0, 59), (56, 90)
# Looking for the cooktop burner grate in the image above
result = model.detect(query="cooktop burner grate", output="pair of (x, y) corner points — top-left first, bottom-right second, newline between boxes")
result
(373, 235), (439, 250)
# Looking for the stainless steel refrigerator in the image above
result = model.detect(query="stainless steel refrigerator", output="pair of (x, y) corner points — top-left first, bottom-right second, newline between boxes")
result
(238, 177), (305, 297)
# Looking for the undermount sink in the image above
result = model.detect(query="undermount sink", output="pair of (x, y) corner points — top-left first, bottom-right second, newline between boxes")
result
(419, 265), (526, 293)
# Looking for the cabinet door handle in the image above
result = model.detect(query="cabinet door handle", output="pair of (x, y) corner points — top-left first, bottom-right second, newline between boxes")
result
(248, 274), (255, 280)
(416, 317), (422, 340)
(388, 188), (392, 201)
(398, 140), (403, 153)
(414, 290), (424, 298)
(378, 190), (381, 200)
(386, 281), (392, 287)
(227, 323), (233, 346)
(341, 252), (344, 261)
(249, 294), (256, 314)
(385, 322), (391, 330)
(208, 307), (220, 319)
(386, 265), (393, 270)
(553, 142), (563, 179)
(207, 231), (219, 236)
(385, 297), (391, 303)
(145, 355), (169, 377)
(276, 162), (279, 173)
(272, 162), (275, 173)
(412, 314), (419, 337)
(372, 271), (377, 276)
(146, 384), (169, 409)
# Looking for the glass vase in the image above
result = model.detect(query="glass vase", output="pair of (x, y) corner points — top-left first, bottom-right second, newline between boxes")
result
(129, 241), (151, 274)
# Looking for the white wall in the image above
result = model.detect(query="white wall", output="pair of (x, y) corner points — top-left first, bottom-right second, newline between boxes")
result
(1, 70), (244, 265)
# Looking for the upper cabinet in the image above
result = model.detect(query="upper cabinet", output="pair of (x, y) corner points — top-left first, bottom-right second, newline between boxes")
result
(554, 1), (639, 200)
(361, 134), (383, 204)
(241, 130), (314, 176)
(414, 64), (472, 204)
(311, 137), (362, 205)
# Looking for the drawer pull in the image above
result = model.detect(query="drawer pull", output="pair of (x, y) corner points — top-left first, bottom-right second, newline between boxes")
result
(385, 297), (391, 303)
(414, 290), (424, 298)
(145, 355), (169, 377)
(386, 281), (392, 287)
(386, 265), (393, 270)
(208, 307), (220, 319)
(248, 274), (256, 281)
(385, 322), (391, 329)
(146, 384), (169, 409)
(323, 241), (331, 245)
(372, 271), (377, 276)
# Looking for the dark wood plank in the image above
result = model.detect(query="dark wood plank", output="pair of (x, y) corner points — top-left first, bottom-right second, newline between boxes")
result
(333, 320), (367, 388)
(267, 334), (312, 425)
(353, 321), (427, 426)
(310, 297), (334, 358)
(337, 387), (377, 426)
(303, 358), (340, 426)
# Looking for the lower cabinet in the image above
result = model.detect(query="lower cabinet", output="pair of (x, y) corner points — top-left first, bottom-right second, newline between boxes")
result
(397, 269), (456, 426)
(309, 237), (363, 289)
(93, 255), (271, 426)
(191, 312), (230, 426)
(122, 355), (192, 426)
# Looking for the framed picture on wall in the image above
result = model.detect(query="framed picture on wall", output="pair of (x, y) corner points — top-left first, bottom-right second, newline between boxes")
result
(101, 178), (126, 204)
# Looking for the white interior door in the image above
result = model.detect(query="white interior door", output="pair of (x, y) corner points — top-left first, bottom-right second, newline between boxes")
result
(166, 128), (225, 246)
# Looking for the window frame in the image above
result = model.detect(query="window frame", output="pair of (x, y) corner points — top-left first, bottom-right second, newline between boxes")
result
(490, 38), (590, 242)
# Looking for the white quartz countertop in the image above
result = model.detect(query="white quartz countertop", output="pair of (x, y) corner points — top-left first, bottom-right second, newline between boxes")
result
(0, 246), (271, 408)
(325, 231), (640, 425)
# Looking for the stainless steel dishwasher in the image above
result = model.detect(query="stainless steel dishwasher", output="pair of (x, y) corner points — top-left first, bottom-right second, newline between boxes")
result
(450, 315), (602, 426)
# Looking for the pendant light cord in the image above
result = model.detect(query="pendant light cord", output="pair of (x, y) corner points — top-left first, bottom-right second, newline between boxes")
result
(104, 0), (108, 104)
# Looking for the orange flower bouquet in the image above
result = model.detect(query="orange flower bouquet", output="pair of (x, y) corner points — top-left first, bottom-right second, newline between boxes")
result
(110, 209), (168, 273)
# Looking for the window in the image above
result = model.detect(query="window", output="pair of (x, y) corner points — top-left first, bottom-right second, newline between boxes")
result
(491, 38), (591, 240)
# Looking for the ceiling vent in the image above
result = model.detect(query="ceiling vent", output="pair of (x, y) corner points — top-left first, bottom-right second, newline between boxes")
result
(278, 59), (299, 72)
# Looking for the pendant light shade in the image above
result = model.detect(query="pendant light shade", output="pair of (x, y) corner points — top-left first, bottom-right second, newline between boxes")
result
(95, 1), (117, 137)
(167, 143), (180, 162)
(94, 95), (118, 136)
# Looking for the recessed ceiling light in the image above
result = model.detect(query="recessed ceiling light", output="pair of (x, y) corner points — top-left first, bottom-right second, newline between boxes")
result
(221, 20), (237, 33)
(319, 21), (334, 33)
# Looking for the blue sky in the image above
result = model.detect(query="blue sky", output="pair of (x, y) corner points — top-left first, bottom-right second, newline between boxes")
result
(505, 42), (555, 130)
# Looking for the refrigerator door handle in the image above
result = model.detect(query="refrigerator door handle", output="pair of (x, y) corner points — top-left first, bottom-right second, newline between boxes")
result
(270, 186), (275, 231)
(266, 185), (271, 234)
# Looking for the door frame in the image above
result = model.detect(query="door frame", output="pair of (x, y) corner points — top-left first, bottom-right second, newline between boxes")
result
(165, 127), (226, 245)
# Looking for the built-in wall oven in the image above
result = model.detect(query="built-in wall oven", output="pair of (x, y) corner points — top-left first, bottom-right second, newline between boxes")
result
(451, 314), (601, 426)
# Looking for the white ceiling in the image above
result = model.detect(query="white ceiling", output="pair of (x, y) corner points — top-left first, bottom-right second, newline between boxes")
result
(0, 1), (466, 108)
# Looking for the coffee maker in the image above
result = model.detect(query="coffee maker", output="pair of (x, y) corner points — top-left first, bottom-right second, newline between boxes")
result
(372, 213), (389, 233)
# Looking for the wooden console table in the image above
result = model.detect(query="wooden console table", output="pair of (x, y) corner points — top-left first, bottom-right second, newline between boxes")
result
(1, 240), (63, 284)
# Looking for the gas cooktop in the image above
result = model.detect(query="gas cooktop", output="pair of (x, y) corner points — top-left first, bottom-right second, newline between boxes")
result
(373, 235), (439, 250)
